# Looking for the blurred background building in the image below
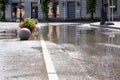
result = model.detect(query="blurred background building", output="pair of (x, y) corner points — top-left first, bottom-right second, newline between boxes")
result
(5, 0), (120, 21)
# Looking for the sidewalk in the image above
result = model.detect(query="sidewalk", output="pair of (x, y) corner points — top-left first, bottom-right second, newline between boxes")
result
(90, 21), (120, 29)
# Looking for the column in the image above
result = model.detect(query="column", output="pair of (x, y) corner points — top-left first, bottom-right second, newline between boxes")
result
(24, 2), (31, 18)
(5, 5), (12, 21)
(38, 3), (43, 20)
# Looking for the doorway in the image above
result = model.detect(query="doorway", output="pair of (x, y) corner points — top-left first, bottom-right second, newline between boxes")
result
(12, 3), (25, 20)
(48, 2), (59, 18)
(31, 2), (38, 18)
(67, 1), (75, 20)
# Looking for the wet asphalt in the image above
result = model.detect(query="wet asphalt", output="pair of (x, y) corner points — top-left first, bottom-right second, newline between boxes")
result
(0, 22), (120, 80)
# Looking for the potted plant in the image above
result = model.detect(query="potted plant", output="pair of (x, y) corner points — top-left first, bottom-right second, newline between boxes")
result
(18, 18), (38, 40)
(19, 18), (38, 32)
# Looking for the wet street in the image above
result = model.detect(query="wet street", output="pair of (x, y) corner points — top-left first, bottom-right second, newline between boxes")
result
(41, 25), (120, 80)
(0, 23), (120, 80)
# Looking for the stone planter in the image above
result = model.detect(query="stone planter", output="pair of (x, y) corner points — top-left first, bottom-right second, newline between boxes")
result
(18, 28), (31, 40)
(28, 27), (35, 33)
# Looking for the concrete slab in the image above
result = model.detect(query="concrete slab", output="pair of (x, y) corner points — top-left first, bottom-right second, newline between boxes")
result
(0, 40), (48, 80)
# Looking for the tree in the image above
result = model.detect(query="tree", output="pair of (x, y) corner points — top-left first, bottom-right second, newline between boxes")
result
(87, 0), (96, 20)
(41, 0), (50, 21)
(0, 0), (8, 21)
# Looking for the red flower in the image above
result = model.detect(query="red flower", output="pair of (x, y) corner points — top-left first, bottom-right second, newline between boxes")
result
(19, 22), (24, 28)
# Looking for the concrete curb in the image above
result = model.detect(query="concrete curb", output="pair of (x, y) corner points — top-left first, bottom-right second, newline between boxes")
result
(90, 22), (120, 29)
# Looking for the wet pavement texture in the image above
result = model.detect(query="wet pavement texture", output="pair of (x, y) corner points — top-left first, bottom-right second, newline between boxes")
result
(41, 25), (120, 80)
(0, 40), (48, 80)
(1, 23), (120, 80)
(0, 29), (17, 39)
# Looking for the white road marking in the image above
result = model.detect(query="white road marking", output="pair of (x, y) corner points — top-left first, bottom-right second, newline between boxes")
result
(41, 40), (59, 80)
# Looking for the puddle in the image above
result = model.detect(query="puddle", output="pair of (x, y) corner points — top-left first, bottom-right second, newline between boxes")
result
(41, 25), (120, 80)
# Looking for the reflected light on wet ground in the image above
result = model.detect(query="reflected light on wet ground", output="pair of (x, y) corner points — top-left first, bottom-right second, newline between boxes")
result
(41, 25), (120, 80)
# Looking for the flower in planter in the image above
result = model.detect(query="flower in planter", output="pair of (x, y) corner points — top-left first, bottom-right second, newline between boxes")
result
(19, 22), (24, 28)
(19, 18), (38, 32)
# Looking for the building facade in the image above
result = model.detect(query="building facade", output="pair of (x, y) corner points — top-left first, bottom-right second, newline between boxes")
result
(5, 0), (120, 21)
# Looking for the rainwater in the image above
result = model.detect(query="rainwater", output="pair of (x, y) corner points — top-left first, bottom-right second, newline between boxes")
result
(41, 25), (120, 80)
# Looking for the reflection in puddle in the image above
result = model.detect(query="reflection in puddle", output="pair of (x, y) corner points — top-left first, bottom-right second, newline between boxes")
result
(41, 25), (120, 80)
(42, 26), (59, 43)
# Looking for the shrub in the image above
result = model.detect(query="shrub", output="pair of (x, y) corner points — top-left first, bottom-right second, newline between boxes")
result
(19, 18), (38, 32)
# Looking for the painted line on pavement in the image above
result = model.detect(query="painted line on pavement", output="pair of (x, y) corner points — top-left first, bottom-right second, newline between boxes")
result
(41, 40), (59, 80)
